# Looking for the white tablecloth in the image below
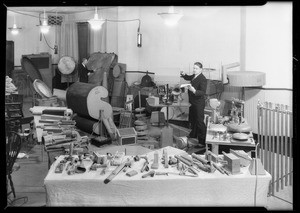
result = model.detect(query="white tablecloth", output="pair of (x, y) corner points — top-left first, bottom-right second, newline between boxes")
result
(44, 146), (271, 207)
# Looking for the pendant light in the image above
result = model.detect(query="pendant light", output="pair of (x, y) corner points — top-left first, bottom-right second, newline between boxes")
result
(158, 6), (183, 26)
(8, 16), (22, 35)
(39, 9), (51, 34)
(88, 7), (105, 30)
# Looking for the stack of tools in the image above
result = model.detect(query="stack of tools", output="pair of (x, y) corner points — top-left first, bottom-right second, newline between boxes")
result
(43, 130), (88, 151)
(38, 111), (76, 136)
(134, 120), (149, 141)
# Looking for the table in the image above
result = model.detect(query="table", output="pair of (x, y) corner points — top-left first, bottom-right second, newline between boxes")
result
(147, 100), (190, 123)
(44, 146), (271, 207)
(205, 130), (256, 155)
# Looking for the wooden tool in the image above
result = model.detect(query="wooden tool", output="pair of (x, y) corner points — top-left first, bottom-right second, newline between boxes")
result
(191, 153), (208, 164)
(142, 170), (155, 178)
(163, 149), (168, 168)
(151, 151), (159, 169)
(104, 161), (128, 184)
(141, 157), (149, 172)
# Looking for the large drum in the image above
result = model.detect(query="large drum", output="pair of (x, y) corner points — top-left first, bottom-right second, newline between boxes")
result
(66, 82), (112, 120)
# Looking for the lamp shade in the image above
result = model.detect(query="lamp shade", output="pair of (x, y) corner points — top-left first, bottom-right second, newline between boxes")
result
(158, 6), (183, 26)
(158, 12), (183, 26)
(88, 7), (105, 30)
(40, 20), (50, 34)
(8, 23), (22, 35)
(227, 71), (266, 87)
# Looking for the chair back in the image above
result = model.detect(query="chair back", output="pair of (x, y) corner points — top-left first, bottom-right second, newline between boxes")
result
(6, 132), (22, 175)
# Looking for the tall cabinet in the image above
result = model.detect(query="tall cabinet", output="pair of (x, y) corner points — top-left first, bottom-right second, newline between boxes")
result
(6, 41), (14, 77)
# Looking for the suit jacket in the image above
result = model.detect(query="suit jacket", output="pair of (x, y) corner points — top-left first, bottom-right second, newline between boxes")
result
(78, 63), (90, 83)
(181, 73), (207, 106)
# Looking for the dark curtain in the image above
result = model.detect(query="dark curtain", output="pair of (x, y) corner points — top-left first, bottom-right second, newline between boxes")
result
(77, 22), (90, 62)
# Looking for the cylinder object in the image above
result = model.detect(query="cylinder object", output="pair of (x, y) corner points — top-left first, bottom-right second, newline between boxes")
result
(113, 65), (121, 78)
(176, 136), (188, 149)
(53, 89), (67, 101)
(102, 72), (108, 89)
(66, 82), (112, 119)
(73, 114), (104, 135)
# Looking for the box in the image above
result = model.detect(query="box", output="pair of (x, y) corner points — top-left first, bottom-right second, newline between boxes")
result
(223, 152), (240, 175)
(116, 127), (137, 145)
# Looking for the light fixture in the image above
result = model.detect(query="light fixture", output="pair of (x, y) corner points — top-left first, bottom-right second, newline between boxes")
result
(8, 16), (22, 35)
(158, 6), (183, 26)
(39, 9), (51, 34)
(137, 21), (142, 47)
(88, 7), (105, 30)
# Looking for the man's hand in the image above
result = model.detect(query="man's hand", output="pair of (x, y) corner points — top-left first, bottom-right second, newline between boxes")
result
(187, 85), (196, 94)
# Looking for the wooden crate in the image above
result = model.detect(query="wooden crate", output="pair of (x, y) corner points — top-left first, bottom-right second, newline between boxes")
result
(116, 127), (137, 145)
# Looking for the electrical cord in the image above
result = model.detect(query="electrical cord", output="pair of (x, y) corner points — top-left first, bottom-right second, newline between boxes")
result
(6, 6), (118, 19)
(42, 34), (55, 50)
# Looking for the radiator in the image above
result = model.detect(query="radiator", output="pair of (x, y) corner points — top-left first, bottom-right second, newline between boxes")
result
(257, 101), (293, 195)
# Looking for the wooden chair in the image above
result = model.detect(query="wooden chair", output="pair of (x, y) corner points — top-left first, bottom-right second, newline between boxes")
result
(6, 131), (29, 206)
(6, 132), (22, 198)
(5, 102), (35, 151)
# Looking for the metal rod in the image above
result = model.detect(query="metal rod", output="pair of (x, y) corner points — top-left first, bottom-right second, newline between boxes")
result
(276, 104), (280, 192)
(265, 102), (269, 172)
(270, 102), (275, 195)
(285, 105), (288, 186)
(289, 110), (293, 186)
(280, 104), (284, 190)
(261, 104), (265, 167)
(268, 102), (272, 174)
(267, 102), (272, 194)
(257, 102), (261, 160)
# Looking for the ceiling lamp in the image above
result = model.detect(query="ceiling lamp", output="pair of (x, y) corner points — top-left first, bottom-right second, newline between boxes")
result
(39, 9), (51, 34)
(158, 6), (183, 26)
(8, 16), (22, 35)
(88, 7), (105, 30)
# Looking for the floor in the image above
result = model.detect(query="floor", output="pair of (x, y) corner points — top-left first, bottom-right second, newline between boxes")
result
(5, 96), (293, 210)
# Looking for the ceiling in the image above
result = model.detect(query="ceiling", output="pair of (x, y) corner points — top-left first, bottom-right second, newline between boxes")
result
(7, 6), (116, 14)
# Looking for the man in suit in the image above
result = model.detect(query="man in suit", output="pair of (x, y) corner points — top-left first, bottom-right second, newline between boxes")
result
(180, 62), (207, 146)
(78, 58), (94, 83)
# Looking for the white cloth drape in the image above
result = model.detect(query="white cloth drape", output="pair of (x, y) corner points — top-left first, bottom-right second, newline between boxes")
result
(89, 21), (107, 54)
(58, 22), (79, 62)
(56, 22), (79, 82)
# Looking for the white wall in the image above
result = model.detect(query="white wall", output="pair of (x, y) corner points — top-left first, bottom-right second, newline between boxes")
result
(116, 6), (241, 86)
(6, 10), (57, 66)
(245, 2), (292, 89)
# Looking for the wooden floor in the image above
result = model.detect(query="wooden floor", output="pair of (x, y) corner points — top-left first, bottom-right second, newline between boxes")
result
(4, 96), (293, 209)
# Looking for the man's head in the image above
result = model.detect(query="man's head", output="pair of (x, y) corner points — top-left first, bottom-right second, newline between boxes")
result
(82, 58), (88, 65)
(193, 62), (203, 75)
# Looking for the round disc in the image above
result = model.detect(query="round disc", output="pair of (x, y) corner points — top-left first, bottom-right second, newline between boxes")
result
(33, 79), (52, 98)
(58, 56), (76, 75)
